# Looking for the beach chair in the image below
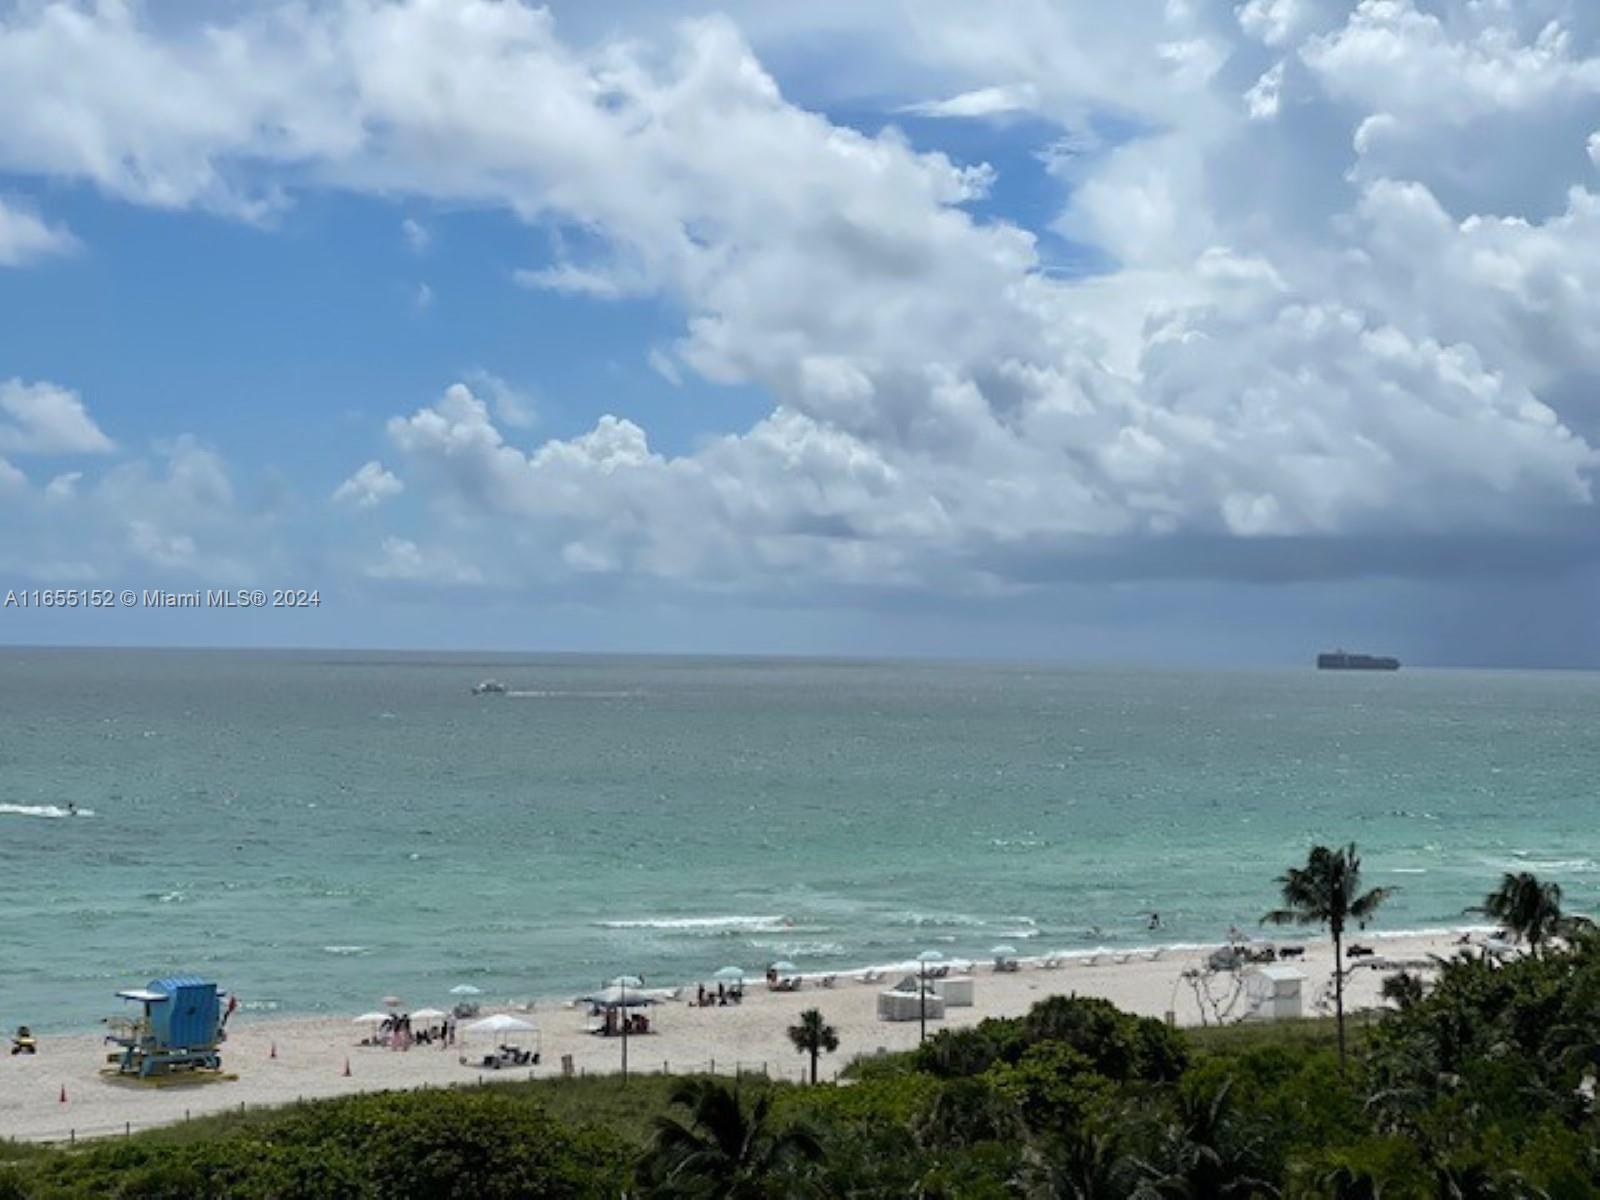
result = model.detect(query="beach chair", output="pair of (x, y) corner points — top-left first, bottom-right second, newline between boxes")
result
(1041, 954), (1062, 969)
(819, 974), (837, 988)
(858, 967), (884, 984)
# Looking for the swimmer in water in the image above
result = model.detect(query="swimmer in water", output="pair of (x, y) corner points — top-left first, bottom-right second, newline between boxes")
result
(66, 802), (77, 817)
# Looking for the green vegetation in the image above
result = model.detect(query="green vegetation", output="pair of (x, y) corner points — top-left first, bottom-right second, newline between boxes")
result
(6, 866), (1600, 1197)
(787, 1009), (840, 1087)
(1262, 842), (1393, 1065)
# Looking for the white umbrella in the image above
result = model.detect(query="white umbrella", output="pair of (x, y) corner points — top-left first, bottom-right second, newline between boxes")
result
(711, 966), (745, 983)
(915, 949), (945, 963)
(991, 944), (1019, 957)
(608, 974), (644, 988)
(584, 985), (655, 1008)
(353, 1012), (391, 1024)
(769, 960), (798, 974)
(449, 984), (482, 996)
(410, 1007), (447, 1022)
(466, 1014), (537, 1036)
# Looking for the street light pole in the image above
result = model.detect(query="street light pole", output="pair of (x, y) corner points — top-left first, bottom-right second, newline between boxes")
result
(919, 961), (927, 1043)
(620, 979), (629, 1084)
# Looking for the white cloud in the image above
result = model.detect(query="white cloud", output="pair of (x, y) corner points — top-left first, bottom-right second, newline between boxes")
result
(0, 196), (77, 266)
(332, 460), (403, 508)
(0, 379), (114, 455)
(413, 281), (433, 310)
(899, 82), (1039, 119)
(3, 0), (1600, 601)
(365, 536), (484, 585)
(401, 217), (430, 253)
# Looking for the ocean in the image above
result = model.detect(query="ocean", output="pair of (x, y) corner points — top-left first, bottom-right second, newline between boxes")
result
(2, 648), (1596, 1030)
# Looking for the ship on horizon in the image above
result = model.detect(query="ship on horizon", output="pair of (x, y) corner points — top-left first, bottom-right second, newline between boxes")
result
(1317, 650), (1400, 671)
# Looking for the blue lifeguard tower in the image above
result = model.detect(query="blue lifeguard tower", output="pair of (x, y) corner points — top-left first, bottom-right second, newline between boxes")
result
(106, 976), (227, 1079)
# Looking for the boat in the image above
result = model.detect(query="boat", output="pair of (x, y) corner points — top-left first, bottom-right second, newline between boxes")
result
(471, 679), (509, 695)
(1317, 650), (1400, 671)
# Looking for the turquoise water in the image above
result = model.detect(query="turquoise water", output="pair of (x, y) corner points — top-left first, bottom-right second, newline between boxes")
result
(2, 648), (1597, 1030)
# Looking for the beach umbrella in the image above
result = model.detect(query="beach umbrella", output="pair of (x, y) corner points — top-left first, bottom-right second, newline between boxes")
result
(769, 960), (798, 974)
(916, 949), (945, 962)
(466, 1014), (537, 1036)
(410, 1007), (447, 1022)
(584, 985), (655, 1008)
(712, 966), (745, 983)
(353, 1012), (391, 1024)
(608, 974), (644, 988)
(449, 984), (482, 996)
(991, 944), (1019, 957)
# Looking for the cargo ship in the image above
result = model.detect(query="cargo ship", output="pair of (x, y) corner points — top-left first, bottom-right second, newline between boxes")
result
(1317, 650), (1400, 671)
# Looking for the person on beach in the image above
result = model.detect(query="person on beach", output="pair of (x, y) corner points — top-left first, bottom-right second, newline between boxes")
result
(1148, 912), (1162, 930)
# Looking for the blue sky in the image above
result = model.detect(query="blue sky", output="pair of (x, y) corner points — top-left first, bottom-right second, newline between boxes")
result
(2, 1), (1600, 664)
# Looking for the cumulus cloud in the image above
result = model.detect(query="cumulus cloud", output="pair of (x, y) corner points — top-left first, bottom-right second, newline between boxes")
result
(365, 536), (484, 585)
(2, 0), (1600, 606)
(332, 460), (403, 508)
(0, 196), (77, 266)
(0, 379), (114, 455)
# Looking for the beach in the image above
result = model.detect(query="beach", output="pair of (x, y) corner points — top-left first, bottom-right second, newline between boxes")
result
(0, 930), (1468, 1143)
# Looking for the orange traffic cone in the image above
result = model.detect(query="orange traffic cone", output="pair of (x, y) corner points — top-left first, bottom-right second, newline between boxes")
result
(342, 1057), (351, 1077)
(59, 1084), (67, 1104)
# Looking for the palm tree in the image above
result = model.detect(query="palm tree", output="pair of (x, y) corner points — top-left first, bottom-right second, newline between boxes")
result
(1262, 843), (1393, 1065)
(786, 1007), (839, 1085)
(639, 1077), (821, 1197)
(1135, 1080), (1278, 1198)
(1468, 872), (1566, 952)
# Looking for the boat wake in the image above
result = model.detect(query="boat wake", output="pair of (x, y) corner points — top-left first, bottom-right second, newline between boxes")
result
(0, 803), (94, 819)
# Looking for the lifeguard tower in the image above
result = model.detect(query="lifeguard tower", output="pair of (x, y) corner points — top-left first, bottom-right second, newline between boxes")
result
(105, 976), (228, 1079)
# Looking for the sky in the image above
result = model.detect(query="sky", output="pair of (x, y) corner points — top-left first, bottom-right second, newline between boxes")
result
(2, 0), (1600, 665)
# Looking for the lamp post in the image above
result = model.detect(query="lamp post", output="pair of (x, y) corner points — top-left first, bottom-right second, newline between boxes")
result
(918, 960), (927, 1043)
(620, 979), (629, 1084)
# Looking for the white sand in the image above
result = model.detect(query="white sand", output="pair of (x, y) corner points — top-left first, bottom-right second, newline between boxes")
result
(0, 932), (1474, 1143)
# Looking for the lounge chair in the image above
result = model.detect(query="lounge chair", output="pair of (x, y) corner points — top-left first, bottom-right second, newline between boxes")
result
(858, 967), (884, 984)
(819, 974), (837, 988)
(1041, 954), (1063, 969)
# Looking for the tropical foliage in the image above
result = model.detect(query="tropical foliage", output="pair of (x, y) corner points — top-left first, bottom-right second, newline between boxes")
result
(1262, 842), (1393, 1063)
(787, 1007), (840, 1085)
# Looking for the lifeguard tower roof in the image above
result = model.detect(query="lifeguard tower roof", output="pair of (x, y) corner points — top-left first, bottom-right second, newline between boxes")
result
(116, 989), (169, 1003)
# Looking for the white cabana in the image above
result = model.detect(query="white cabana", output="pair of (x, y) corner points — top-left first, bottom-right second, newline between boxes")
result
(878, 988), (946, 1023)
(1245, 964), (1307, 1021)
